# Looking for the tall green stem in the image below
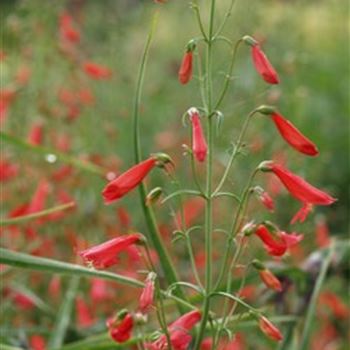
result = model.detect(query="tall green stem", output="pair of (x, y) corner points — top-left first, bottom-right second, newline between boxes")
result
(132, 14), (186, 312)
(194, 1), (216, 348)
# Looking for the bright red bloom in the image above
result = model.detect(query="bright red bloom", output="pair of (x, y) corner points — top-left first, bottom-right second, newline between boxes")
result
(189, 108), (207, 162)
(79, 234), (142, 269)
(255, 224), (303, 256)
(30, 335), (46, 350)
(270, 112), (318, 156)
(76, 296), (94, 328)
(108, 312), (134, 343)
(259, 269), (282, 292)
(102, 158), (156, 204)
(139, 273), (156, 313)
(59, 12), (80, 43)
(259, 316), (283, 341)
(83, 62), (112, 80)
(268, 163), (336, 223)
(178, 51), (193, 84)
(28, 123), (44, 145)
(251, 44), (279, 84)
(147, 310), (201, 350)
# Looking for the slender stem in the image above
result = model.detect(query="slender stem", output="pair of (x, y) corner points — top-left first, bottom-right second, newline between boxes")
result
(192, 1), (208, 42)
(214, 169), (257, 290)
(212, 109), (258, 196)
(214, 38), (242, 110)
(213, 0), (237, 39)
(194, 0), (216, 348)
(132, 14), (186, 310)
(186, 235), (203, 288)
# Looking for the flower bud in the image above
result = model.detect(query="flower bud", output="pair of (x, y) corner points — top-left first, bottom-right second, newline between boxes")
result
(258, 316), (283, 341)
(241, 222), (257, 236)
(252, 259), (265, 271)
(242, 35), (258, 47)
(146, 187), (163, 206)
(257, 160), (273, 172)
(256, 105), (277, 115)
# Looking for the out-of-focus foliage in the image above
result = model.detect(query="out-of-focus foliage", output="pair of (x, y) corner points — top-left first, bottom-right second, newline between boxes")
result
(1, 0), (348, 349)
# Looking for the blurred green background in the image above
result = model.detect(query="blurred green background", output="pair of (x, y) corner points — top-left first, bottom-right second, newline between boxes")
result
(1, 0), (349, 349)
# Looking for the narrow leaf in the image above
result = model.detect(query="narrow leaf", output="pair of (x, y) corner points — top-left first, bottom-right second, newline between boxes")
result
(48, 277), (80, 349)
(0, 202), (75, 226)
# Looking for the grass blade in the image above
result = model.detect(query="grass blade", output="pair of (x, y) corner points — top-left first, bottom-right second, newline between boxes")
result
(0, 202), (75, 226)
(299, 241), (335, 350)
(48, 277), (80, 349)
(0, 248), (143, 288)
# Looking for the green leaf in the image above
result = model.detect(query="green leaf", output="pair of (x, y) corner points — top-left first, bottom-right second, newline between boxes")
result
(0, 345), (24, 350)
(0, 248), (194, 311)
(299, 241), (335, 350)
(0, 202), (75, 226)
(0, 248), (143, 288)
(48, 277), (80, 349)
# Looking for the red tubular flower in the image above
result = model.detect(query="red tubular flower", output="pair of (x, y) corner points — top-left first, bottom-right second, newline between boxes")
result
(83, 62), (112, 80)
(30, 335), (46, 350)
(147, 310), (201, 350)
(259, 269), (282, 292)
(59, 12), (80, 43)
(102, 157), (156, 204)
(268, 163), (336, 223)
(270, 112), (319, 156)
(178, 51), (193, 84)
(188, 108), (207, 162)
(108, 312), (134, 343)
(251, 44), (279, 84)
(139, 272), (156, 313)
(78, 233), (142, 269)
(258, 316), (283, 341)
(255, 225), (303, 256)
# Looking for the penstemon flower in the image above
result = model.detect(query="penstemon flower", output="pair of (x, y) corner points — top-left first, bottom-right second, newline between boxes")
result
(107, 311), (134, 343)
(261, 162), (336, 223)
(254, 224), (303, 256)
(253, 260), (282, 292)
(188, 107), (208, 162)
(83, 62), (112, 80)
(258, 316), (283, 341)
(146, 310), (202, 349)
(138, 272), (156, 313)
(78, 234), (142, 269)
(244, 36), (279, 84)
(102, 157), (156, 204)
(178, 44), (195, 84)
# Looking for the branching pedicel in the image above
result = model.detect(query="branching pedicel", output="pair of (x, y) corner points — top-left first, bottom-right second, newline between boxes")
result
(78, 1), (336, 349)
